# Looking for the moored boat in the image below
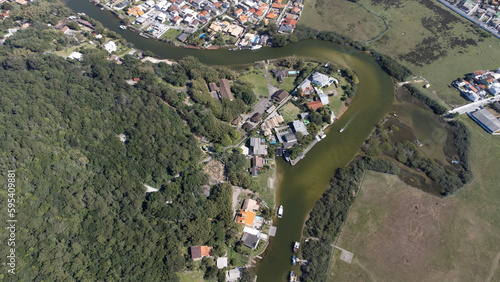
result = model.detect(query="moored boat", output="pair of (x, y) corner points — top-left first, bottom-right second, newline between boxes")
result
(289, 270), (298, 282)
(292, 255), (296, 265)
(119, 25), (127, 30)
(277, 205), (283, 218)
(293, 242), (300, 253)
(250, 44), (262, 50)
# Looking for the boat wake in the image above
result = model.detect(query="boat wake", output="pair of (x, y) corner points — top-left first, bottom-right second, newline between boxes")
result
(339, 115), (356, 132)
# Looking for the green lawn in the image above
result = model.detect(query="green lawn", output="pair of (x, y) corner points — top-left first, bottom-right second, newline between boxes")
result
(300, 0), (387, 42)
(240, 67), (269, 98)
(280, 77), (296, 93)
(227, 246), (249, 267)
(177, 271), (206, 282)
(328, 117), (500, 281)
(279, 103), (301, 123)
(252, 162), (276, 208)
(161, 28), (183, 42)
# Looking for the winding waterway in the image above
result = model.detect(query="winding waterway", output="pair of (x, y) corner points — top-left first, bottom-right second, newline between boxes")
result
(66, 1), (395, 280)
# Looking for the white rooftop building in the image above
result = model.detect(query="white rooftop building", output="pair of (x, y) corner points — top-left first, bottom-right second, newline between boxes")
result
(311, 72), (333, 87)
(292, 120), (309, 136)
(104, 41), (117, 53)
(67, 51), (83, 61)
(319, 94), (329, 105)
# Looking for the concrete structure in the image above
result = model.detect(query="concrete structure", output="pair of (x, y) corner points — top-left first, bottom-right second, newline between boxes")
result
(216, 257), (228, 269)
(468, 108), (500, 135)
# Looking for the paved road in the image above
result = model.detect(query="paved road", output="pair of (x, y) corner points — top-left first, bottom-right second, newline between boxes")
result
(449, 96), (500, 114)
(436, 0), (500, 40)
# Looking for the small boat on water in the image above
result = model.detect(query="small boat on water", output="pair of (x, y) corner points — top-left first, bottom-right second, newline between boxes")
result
(339, 128), (345, 133)
(289, 270), (298, 282)
(283, 150), (290, 162)
(277, 205), (283, 218)
(250, 44), (262, 50)
(292, 255), (296, 265)
(119, 25), (127, 30)
(320, 133), (327, 139)
(293, 242), (300, 253)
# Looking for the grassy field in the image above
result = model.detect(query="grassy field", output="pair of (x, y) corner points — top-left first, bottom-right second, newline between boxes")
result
(300, 0), (387, 42)
(252, 161), (276, 208)
(177, 270), (206, 282)
(301, 0), (500, 106)
(161, 28), (183, 42)
(279, 103), (301, 123)
(240, 67), (269, 98)
(328, 118), (500, 281)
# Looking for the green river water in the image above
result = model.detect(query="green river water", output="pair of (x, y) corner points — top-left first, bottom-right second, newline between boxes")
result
(65, 2), (395, 280)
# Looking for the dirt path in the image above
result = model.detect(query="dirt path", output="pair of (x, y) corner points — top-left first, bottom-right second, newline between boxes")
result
(486, 252), (500, 282)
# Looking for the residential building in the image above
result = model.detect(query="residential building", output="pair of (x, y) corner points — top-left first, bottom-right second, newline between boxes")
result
(298, 79), (315, 95)
(189, 245), (213, 260)
(104, 41), (117, 53)
(272, 89), (289, 102)
(176, 32), (188, 42)
(261, 115), (284, 136)
(307, 100), (323, 111)
(242, 199), (260, 212)
(226, 268), (242, 281)
(282, 133), (297, 148)
(311, 72), (332, 87)
(241, 232), (260, 249)
(292, 120), (308, 135)
(67, 51), (83, 61)
(219, 79), (234, 100)
(235, 209), (256, 226)
(249, 137), (268, 155)
(250, 112), (263, 123)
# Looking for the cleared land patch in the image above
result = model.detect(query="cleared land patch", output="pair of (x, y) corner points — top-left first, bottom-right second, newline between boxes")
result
(301, 0), (386, 42)
(329, 120), (500, 281)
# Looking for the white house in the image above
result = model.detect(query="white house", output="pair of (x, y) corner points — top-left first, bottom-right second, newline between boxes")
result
(311, 72), (332, 87)
(67, 51), (83, 61)
(319, 94), (329, 105)
(104, 41), (117, 53)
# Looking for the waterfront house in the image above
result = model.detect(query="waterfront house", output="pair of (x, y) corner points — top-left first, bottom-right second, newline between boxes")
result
(104, 41), (117, 53)
(235, 209), (256, 226)
(311, 72), (332, 87)
(292, 120), (308, 136)
(241, 232), (260, 249)
(226, 268), (242, 281)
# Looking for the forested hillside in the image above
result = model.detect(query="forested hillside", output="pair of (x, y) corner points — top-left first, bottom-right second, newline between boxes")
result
(0, 49), (235, 280)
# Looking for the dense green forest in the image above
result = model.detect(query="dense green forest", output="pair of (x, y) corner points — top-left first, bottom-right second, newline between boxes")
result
(0, 46), (240, 280)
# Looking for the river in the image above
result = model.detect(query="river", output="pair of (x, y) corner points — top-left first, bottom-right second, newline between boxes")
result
(65, 1), (395, 281)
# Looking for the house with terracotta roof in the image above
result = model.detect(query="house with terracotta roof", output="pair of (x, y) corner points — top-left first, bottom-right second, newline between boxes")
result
(234, 8), (243, 16)
(235, 209), (256, 226)
(190, 245), (213, 260)
(308, 100), (323, 111)
(266, 11), (278, 19)
(291, 6), (301, 14)
(239, 14), (248, 23)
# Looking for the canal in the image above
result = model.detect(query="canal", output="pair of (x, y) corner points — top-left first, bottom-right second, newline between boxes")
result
(65, 1), (395, 281)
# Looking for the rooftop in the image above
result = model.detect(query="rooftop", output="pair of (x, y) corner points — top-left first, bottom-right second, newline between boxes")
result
(468, 108), (500, 135)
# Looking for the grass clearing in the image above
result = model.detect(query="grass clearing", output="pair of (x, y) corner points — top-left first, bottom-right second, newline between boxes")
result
(227, 246), (249, 267)
(161, 28), (183, 42)
(177, 270), (206, 282)
(328, 119), (500, 281)
(301, 0), (386, 42)
(240, 67), (269, 98)
(279, 77), (296, 93)
(279, 103), (301, 123)
(253, 161), (276, 207)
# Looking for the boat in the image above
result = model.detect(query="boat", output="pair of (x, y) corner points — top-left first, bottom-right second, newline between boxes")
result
(283, 150), (290, 162)
(277, 205), (283, 218)
(289, 271), (298, 282)
(292, 255), (296, 265)
(320, 133), (327, 139)
(339, 128), (345, 133)
(119, 25), (127, 30)
(250, 44), (262, 50)
(293, 242), (300, 253)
